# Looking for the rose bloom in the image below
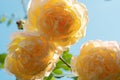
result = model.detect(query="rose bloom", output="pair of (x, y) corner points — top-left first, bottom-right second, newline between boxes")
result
(25, 0), (88, 46)
(5, 32), (61, 80)
(71, 40), (120, 80)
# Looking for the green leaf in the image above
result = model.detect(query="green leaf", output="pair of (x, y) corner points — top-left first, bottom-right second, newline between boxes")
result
(55, 60), (63, 69)
(53, 69), (63, 75)
(0, 16), (6, 23)
(0, 54), (7, 64)
(54, 50), (72, 71)
(54, 74), (64, 78)
(7, 19), (13, 26)
(45, 50), (73, 79)
(62, 50), (72, 64)
(0, 63), (4, 68)
(16, 78), (19, 80)
(0, 53), (7, 69)
(50, 77), (55, 80)
(54, 74), (77, 79)
(72, 77), (78, 80)
(55, 60), (70, 71)
(61, 64), (70, 71)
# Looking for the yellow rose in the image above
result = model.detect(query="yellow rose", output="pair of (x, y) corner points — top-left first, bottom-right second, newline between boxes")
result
(71, 40), (120, 80)
(5, 32), (61, 80)
(25, 0), (88, 46)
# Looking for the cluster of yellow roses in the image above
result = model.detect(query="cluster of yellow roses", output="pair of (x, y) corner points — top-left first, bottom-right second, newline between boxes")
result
(5, 0), (120, 80)
(5, 0), (88, 80)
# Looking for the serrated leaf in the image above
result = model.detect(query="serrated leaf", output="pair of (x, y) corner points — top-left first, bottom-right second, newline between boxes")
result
(53, 69), (63, 75)
(7, 19), (13, 26)
(0, 16), (6, 23)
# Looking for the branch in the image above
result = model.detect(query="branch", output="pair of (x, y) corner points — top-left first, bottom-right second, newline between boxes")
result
(59, 56), (71, 68)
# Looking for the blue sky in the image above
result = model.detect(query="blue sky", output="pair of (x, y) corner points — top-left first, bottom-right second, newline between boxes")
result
(0, 0), (120, 80)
